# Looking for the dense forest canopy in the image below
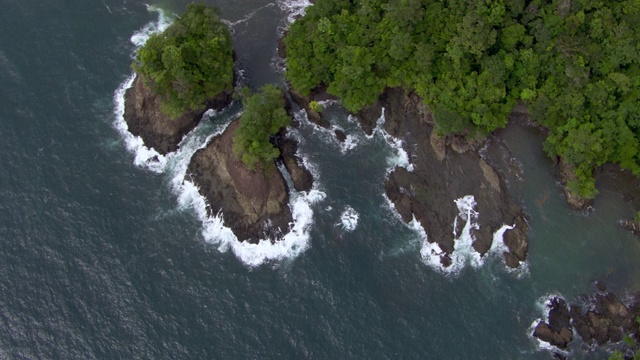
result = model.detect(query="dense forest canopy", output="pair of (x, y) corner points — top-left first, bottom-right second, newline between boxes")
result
(133, 3), (234, 118)
(285, 0), (640, 198)
(232, 85), (291, 170)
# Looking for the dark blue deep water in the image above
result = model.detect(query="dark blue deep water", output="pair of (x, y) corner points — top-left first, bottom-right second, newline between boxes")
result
(1, 1), (639, 359)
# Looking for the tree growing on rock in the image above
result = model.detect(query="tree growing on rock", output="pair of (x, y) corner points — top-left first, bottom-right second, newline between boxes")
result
(233, 85), (291, 170)
(132, 3), (234, 119)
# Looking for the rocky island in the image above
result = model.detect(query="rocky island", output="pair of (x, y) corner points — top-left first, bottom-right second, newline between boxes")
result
(186, 85), (313, 242)
(124, 4), (313, 242)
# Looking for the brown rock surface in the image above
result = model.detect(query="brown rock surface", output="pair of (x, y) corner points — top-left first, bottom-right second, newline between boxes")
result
(124, 76), (232, 155)
(187, 121), (293, 242)
(362, 88), (527, 268)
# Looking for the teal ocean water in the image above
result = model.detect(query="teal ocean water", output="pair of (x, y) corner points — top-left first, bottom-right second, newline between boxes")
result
(1, 1), (639, 358)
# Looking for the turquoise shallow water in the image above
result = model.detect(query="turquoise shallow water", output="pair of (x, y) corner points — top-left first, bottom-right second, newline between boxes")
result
(0, 1), (638, 358)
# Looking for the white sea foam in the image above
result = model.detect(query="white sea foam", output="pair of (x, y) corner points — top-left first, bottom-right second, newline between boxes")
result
(112, 7), (174, 172)
(367, 108), (414, 172)
(130, 5), (173, 47)
(339, 206), (359, 232)
(277, 0), (313, 24)
(416, 195), (490, 275)
(114, 7), (326, 267)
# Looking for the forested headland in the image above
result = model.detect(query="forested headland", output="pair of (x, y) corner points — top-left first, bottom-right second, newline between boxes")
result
(285, 0), (640, 199)
(132, 3), (234, 119)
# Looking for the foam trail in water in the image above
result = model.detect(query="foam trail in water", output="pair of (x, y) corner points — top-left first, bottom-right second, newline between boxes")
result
(277, 0), (313, 24)
(131, 6), (173, 47)
(339, 206), (359, 232)
(112, 7), (175, 172)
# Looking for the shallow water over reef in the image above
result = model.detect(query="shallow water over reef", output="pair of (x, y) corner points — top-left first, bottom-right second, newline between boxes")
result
(0, 0), (638, 359)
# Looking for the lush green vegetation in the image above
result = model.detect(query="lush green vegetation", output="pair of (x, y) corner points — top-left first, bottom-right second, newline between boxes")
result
(232, 85), (291, 170)
(285, 0), (640, 199)
(133, 3), (234, 118)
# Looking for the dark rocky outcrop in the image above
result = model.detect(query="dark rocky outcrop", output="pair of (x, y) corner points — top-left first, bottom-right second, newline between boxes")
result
(570, 292), (638, 346)
(124, 76), (233, 155)
(186, 121), (313, 243)
(187, 121), (290, 242)
(533, 291), (640, 354)
(533, 298), (573, 349)
(365, 88), (528, 268)
(277, 133), (314, 192)
(288, 87), (335, 129)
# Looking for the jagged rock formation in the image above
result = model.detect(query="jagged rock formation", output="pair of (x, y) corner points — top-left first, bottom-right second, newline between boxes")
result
(359, 88), (528, 268)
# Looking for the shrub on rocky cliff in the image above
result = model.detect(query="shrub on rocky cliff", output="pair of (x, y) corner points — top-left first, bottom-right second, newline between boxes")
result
(232, 85), (291, 170)
(132, 3), (233, 119)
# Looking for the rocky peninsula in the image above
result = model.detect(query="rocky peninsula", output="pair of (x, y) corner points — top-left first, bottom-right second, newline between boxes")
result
(356, 88), (528, 268)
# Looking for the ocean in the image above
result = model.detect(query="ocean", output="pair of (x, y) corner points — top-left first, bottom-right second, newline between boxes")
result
(1, 0), (639, 358)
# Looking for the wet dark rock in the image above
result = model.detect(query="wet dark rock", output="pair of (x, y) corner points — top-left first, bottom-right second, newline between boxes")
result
(570, 292), (636, 346)
(533, 298), (573, 349)
(124, 76), (232, 155)
(187, 121), (293, 243)
(334, 129), (347, 143)
(361, 88), (528, 268)
(277, 134), (314, 192)
(288, 87), (334, 129)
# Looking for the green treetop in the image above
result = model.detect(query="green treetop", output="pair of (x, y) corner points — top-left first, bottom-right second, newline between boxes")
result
(285, 0), (640, 199)
(232, 85), (291, 170)
(132, 3), (234, 119)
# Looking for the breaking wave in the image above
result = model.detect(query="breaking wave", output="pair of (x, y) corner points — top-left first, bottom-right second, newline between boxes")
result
(276, 0), (313, 24)
(339, 206), (359, 232)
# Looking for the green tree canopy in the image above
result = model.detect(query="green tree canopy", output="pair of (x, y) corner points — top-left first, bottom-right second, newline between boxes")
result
(232, 85), (291, 170)
(133, 3), (234, 118)
(285, 0), (640, 199)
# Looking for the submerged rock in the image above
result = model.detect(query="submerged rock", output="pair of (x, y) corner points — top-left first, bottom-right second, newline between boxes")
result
(363, 88), (528, 268)
(123, 76), (232, 155)
(186, 121), (313, 243)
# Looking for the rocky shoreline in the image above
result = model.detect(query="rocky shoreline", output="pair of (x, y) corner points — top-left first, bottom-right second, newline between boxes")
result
(352, 88), (528, 269)
(533, 287), (640, 358)
(123, 76), (233, 155)
(186, 121), (313, 242)
(123, 73), (314, 243)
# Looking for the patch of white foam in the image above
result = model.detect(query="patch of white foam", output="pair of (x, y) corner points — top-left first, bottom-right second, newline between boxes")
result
(113, 74), (167, 173)
(112, 6), (175, 172)
(199, 187), (326, 267)
(489, 224), (530, 276)
(130, 5), (173, 47)
(416, 195), (484, 275)
(277, 0), (313, 24)
(339, 206), (359, 232)
(367, 108), (414, 172)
